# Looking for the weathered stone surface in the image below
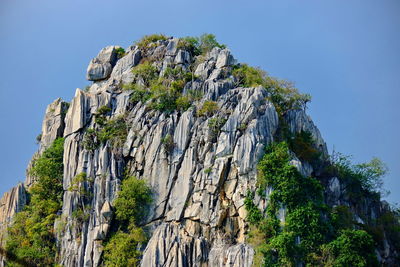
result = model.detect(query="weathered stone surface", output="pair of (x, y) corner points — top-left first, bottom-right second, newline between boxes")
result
(109, 49), (141, 84)
(285, 109), (328, 157)
(64, 89), (90, 136)
(39, 98), (68, 152)
(1, 37), (397, 267)
(86, 46), (121, 81)
(0, 183), (27, 266)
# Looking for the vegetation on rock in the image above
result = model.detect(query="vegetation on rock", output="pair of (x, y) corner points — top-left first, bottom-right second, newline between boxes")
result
(245, 141), (381, 267)
(102, 176), (152, 267)
(232, 64), (311, 115)
(5, 138), (65, 267)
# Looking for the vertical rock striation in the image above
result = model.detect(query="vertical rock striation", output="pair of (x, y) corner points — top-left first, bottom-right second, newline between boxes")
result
(0, 36), (398, 266)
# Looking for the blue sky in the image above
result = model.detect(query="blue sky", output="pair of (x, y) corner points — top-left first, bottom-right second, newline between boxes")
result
(0, 0), (399, 203)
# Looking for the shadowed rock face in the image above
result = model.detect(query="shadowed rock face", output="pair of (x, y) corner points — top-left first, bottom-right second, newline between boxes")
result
(0, 37), (398, 267)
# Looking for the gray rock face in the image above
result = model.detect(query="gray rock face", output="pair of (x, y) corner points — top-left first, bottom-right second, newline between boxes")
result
(0, 37), (397, 267)
(86, 46), (121, 81)
(0, 183), (27, 266)
(284, 109), (328, 157)
(39, 98), (69, 152)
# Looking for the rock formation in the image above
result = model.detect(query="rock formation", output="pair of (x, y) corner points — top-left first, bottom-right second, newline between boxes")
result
(0, 35), (398, 267)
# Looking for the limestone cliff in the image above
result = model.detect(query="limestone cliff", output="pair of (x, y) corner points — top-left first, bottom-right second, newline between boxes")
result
(0, 36), (398, 267)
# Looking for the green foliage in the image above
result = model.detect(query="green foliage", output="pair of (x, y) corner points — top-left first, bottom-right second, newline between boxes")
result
(103, 227), (147, 267)
(323, 230), (378, 267)
(177, 36), (200, 55)
(71, 206), (90, 224)
(135, 34), (168, 49)
(198, 100), (218, 117)
(208, 117), (227, 139)
(30, 137), (65, 202)
(204, 167), (212, 174)
(83, 128), (99, 151)
(232, 64), (311, 115)
(187, 89), (203, 101)
(257, 142), (323, 209)
(36, 133), (42, 144)
(329, 153), (388, 196)
(238, 123), (248, 132)
(175, 96), (191, 111)
(246, 141), (378, 266)
(287, 131), (321, 165)
(131, 62), (158, 86)
(161, 134), (174, 152)
(377, 210), (400, 249)
(266, 78), (311, 116)
(233, 64), (266, 88)
(147, 79), (182, 112)
(97, 115), (128, 149)
(68, 172), (92, 200)
(5, 138), (65, 266)
(126, 65), (194, 113)
(102, 176), (152, 266)
(94, 105), (112, 126)
(114, 176), (153, 226)
(330, 205), (355, 232)
(115, 47), (126, 58)
(244, 191), (263, 225)
(177, 34), (225, 56)
(198, 33), (226, 54)
(97, 105), (112, 115)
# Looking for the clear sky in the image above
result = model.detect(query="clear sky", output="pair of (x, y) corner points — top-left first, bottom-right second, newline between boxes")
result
(0, 0), (399, 203)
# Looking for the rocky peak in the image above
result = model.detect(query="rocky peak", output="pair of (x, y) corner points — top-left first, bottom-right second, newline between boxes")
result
(0, 35), (398, 267)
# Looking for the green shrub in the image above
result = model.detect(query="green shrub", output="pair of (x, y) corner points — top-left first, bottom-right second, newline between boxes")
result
(204, 167), (212, 174)
(131, 62), (158, 87)
(36, 133), (42, 144)
(103, 176), (152, 266)
(176, 34), (225, 56)
(68, 172), (92, 200)
(126, 85), (152, 104)
(267, 79), (312, 116)
(127, 65), (194, 113)
(135, 34), (168, 49)
(245, 141), (381, 265)
(288, 130), (321, 165)
(187, 89), (203, 101)
(177, 37), (201, 56)
(232, 64), (266, 88)
(244, 191), (263, 225)
(115, 47), (126, 59)
(71, 206), (90, 224)
(198, 33), (226, 54)
(6, 138), (65, 266)
(161, 134), (174, 152)
(97, 105), (112, 115)
(94, 105), (111, 126)
(83, 128), (99, 151)
(114, 176), (152, 225)
(175, 96), (191, 111)
(329, 153), (388, 196)
(208, 117), (226, 138)
(232, 64), (311, 116)
(30, 137), (65, 201)
(103, 227), (147, 267)
(330, 205), (355, 232)
(198, 100), (218, 117)
(162, 66), (191, 82)
(237, 123), (247, 132)
(324, 230), (378, 267)
(98, 116), (128, 149)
